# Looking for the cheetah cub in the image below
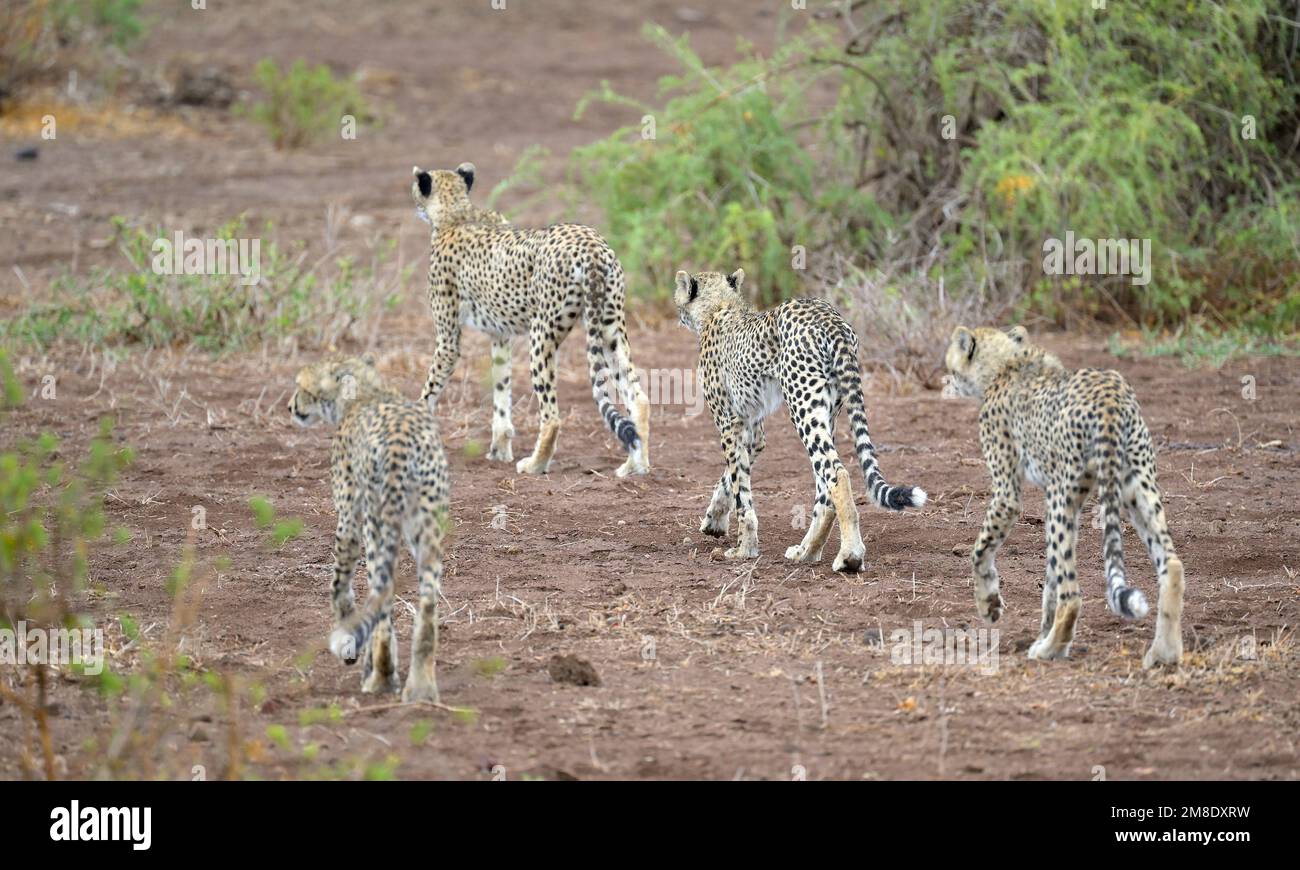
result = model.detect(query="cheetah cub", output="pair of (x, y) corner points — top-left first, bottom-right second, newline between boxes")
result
(289, 355), (450, 701)
(675, 270), (927, 573)
(944, 326), (1184, 668)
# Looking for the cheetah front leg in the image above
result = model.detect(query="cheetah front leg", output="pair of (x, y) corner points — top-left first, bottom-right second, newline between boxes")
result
(487, 338), (515, 463)
(1028, 482), (1083, 661)
(971, 488), (1020, 623)
(420, 283), (462, 413)
(330, 522), (360, 630)
(701, 422), (764, 538)
(517, 320), (565, 475)
(724, 419), (760, 559)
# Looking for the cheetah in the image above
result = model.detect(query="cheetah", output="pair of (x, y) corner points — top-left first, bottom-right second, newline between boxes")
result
(289, 355), (450, 701)
(674, 269), (927, 573)
(943, 325), (1184, 667)
(411, 163), (650, 478)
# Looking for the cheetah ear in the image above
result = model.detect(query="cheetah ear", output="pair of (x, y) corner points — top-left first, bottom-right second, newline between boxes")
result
(952, 326), (975, 360)
(675, 270), (696, 302)
(727, 269), (744, 291)
(1006, 325), (1028, 344)
(455, 162), (475, 193)
(414, 169), (432, 198)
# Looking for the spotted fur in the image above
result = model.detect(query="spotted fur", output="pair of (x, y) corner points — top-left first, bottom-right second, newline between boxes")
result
(289, 355), (450, 701)
(675, 269), (927, 573)
(944, 325), (1184, 667)
(411, 163), (650, 477)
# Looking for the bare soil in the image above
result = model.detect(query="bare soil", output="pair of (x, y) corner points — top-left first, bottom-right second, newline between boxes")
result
(1, 1), (1297, 780)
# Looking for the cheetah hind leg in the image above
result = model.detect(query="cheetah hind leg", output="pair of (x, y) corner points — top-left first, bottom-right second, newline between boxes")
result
(361, 610), (400, 694)
(517, 319), (567, 475)
(785, 475), (835, 564)
(403, 555), (442, 704)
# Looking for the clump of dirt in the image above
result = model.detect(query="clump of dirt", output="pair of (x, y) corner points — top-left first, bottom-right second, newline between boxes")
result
(548, 654), (601, 687)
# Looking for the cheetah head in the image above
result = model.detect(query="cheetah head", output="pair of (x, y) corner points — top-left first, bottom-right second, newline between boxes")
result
(944, 325), (1057, 399)
(673, 269), (745, 334)
(288, 354), (382, 427)
(411, 162), (475, 226)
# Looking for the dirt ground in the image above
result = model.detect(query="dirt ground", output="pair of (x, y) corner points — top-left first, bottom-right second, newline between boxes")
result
(2, 1), (1298, 780)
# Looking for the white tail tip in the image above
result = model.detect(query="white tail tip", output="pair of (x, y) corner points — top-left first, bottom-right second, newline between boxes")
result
(911, 488), (928, 508)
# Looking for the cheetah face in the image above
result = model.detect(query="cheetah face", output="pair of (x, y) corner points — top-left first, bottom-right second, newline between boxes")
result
(411, 163), (475, 227)
(288, 355), (379, 427)
(673, 269), (745, 333)
(944, 325), (1032, 399)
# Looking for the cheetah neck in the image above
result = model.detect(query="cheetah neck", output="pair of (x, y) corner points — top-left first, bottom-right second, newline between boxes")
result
(989, 352), (1067, 394)
(695, 297), (751, 338)
(338, 382), (406, 418)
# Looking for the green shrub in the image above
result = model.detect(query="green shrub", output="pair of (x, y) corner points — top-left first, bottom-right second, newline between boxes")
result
(570, 3), (1300, 357)
(4, 216), (402, 353)
(243, 58), (367, 149)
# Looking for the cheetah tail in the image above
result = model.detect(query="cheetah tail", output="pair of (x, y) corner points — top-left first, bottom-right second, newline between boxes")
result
(1101, 441), (1150, 620)
(581, 274), (639, 452)
(835, 341), (927, 512)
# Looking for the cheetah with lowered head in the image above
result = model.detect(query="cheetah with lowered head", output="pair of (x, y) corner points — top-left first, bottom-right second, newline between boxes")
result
(674, 269), (927, 573)
(289, 355), (449, 701)
(944, 326), (1184, 667)
(411, 163), (650, 477)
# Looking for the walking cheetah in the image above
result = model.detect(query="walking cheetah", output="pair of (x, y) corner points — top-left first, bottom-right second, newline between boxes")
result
(944, 325), (1184, 667)
(411, 163), (650, 477)
(289, 355), (450, 701)
(674, 269), (927, 573)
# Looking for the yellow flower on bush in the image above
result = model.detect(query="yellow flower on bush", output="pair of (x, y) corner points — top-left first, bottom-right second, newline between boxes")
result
(995, 173), (1034, 207)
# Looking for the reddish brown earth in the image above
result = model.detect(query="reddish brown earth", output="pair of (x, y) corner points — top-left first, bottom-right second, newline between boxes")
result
(1, 1), (1298, 780)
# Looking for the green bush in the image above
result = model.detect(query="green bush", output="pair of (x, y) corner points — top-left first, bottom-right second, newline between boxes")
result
(4, 216), (402, 353)
(571, 3), (1300, 352)
(243, 58), (367, 149)
(0, 0), (146, 103)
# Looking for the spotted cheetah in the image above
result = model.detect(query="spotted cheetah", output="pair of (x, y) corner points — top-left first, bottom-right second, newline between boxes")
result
(411, 163), (650, 477)
(674, 269), (927, 573)
(289, 355), (450, 701)
(944, 326), (1184, 667)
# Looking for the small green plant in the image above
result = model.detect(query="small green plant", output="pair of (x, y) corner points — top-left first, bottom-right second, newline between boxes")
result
(4, 216), (400, 354)
(243, 58), (367, 149)
(0, 349), (133, 778)
(249, 496), (304, 548)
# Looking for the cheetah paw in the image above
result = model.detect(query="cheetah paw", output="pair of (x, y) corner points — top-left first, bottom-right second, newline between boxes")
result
(832, 548), (864, 574)
(724, 543), (759, 560)
(487, 440), (513, 462)
(1142, 638), (1182, 669)
(402, 680), (441, 704)
(362, 672), (400, 694)
(615, 456), (649, 478)
(1027, 637), (1070, 661)
(516, 456), (550, 475)
(784, 544), (815, 562)
(700, 514), (730, 537)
